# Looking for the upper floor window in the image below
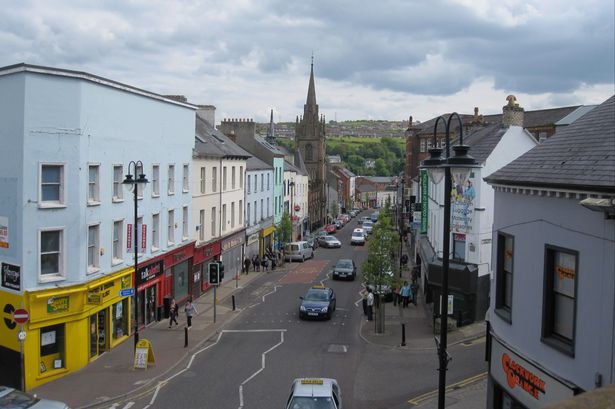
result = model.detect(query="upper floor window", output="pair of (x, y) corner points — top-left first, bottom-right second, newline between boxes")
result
(112, 220), (123, 264)
(182, 206), (189, 240)
(542, 245), (578, 356)
(212, 167), (217, 192)
(247, 175), (251, 193)
(152, 165), (160, 197)
(495, 233), (514, 322)
(211, 207), (216, 235)
(168, 165), (175, 195)
(152, 213), (160, 251)
(239, 166), (243, 188)
(267, 174), (270, 190)
(239, 200), (243, 225)
(87, 224), (100, 273)
(200, 167), (206, 194)
(231, 202), (235, 229)
(267, 197), (270, 217)
(40, 228), (64, 280)
(254, 173), (258, 192)
(88, 165), (100, 204)
(222, 204), (227, 232)
(199, 210), (205, 241)
(40, 164), (64, 206)
(223, 166), (227, 191)
(183, 164), (189, 192)
(113, 165), (123, 202)
(232, 166), (236, 189)
(167, 210), (175, 245)
(261, 174), (264, 192)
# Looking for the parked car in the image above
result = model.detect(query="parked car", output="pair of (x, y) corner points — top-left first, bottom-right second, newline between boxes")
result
(318, 235), (342, 248)
(334, 220), (343, 230)
(370, 212), (379, 222)
(350, 229), (366, 246)
(299, 285), (337, 320)
(284, 241), (314, 262)
(358, 216), (369, 225)
(332, 259), (357, 280)
(286, 378), (342, 409)
(363, 221), (374, 234)
(324, 224), (337, 234)
(0, 386), (70, 408)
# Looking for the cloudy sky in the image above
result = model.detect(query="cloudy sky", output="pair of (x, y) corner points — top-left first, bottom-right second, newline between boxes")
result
(1, 0), (613, 123)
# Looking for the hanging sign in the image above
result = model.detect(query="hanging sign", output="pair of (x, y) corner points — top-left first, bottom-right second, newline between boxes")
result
(133, 338), (155, 369)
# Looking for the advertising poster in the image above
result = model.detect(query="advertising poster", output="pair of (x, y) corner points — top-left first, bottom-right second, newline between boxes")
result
(420, 170), (428, 234)
(450, 172), (475, 234)
(0, 216), (8, 248)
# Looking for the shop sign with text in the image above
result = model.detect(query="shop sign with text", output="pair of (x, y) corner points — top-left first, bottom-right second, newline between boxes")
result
(1, 262), (20, 291)
(47, 296), (70, 314)
(420, 170), (428, 234)
(137, 260), (164, 286)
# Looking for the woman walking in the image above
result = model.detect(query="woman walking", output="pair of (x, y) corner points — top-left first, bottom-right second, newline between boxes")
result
(168, 298), (179, 328)
(400, 281), (411, 308)
(184, 297), (198, 329)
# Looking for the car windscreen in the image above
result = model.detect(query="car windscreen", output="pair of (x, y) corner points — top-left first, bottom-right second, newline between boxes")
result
(305, 290), (328, 301)
(352, 232), (363, 237)
(289, 397), (336, 409)
(336, 260), (353, 268)
(0, 389), (40, 408)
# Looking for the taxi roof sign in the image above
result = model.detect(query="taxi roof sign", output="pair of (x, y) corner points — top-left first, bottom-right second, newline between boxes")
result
(311, 284), (325, 289)
(300, 378), (324, 385)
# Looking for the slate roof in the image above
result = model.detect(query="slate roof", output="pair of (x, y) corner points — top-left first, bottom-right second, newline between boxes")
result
(461, 123), (509, 163)
(484, 95), (615, 193)
(194, 116), (252, 158)
(246, 155), (272, 171)
(294, 149), (308, 176)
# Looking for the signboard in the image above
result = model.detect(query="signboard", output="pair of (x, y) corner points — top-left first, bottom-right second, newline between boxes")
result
(450, 172), (475, 234)
(490, 338), (575, 407)
(0, 216), (8, 248)
(439, 295), (454, 315)
(119, 288), (135, 297)
(420, 170), (428, 234)
(127, 224), (147, 253)
(47, 296), (70, 313)
(13, 308), (29, 324)
(133, 338), (155, 369)
(1, 262), (20, 291)
(137, 260), (164, 287)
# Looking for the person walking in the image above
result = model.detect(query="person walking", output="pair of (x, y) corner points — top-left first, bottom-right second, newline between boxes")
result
(400, 281), (411, 308)
(168, 298), (179, 328)
(184, 297), (198, 329)
(261, 256), (268, 272)
(411, 282), (418, 305)
(366, 288), (374, 321)
(393, 284), (401, 307)
(361, 288), (368, 316)
(252, 254), (259, 272)
(243, 256), (251, 275)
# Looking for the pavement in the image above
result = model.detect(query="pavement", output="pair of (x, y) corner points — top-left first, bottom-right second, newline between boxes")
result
(33, 248), (488, 409)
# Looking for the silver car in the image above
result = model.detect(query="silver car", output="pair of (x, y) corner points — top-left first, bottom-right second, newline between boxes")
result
(318, 235), (342, 248)
(284, 241), (314, 262)
(0, 386), (70, 408)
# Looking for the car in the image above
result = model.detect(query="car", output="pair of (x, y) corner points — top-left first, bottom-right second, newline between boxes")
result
(340, 214), (351, 223)
(324, 224), (337, 234)
(299, 285), (337, 320)
(370, 212), (379, 222)
(285, 378), (342, 409)
(334, 220), (343, 230)
(318, 235), (342, 248)
(0, 386), (70, 408)
(350, 229), (366, 246)
(284, 241), (314, 262)
(358, 216), (369, 225)
(363, 221), (374, 234)
(332, 259), (357, 280)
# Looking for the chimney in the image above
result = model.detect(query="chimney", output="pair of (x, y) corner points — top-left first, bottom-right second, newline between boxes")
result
(196, 105), (216, 125)
(227, 129), (237, 143)
(502, 95), (524, 127)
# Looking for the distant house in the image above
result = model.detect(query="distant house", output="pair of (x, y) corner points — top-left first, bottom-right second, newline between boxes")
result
(326, 154), (342, 164)
(365, 159), (375, 169)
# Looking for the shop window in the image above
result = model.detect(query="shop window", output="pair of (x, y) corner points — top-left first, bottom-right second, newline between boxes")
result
(495, 233), (514, 322)
(113, 299), (129, 340)
(542, 245), (578, 356)
(40, 323), (65, 373)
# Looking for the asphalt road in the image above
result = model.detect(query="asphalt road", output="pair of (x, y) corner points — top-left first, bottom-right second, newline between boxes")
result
(125, 212), (486, 409)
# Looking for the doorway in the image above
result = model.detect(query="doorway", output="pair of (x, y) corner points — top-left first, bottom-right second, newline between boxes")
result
(89, 309), (108, 359)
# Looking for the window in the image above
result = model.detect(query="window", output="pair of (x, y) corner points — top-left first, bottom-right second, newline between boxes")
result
(182, 206), (189, 240)
(232, 166), (236, 189)
(254, 172), (258, 192)
(88, 165), (100, 204)
(247, 175), (251, 193)
(267, 173), (270, 190)
(239, 200), (243, 225)
(261, 199), (264, 220)
(267, 197), (270, 217)
(212, 167), (217, 192)
(211, 207), (216, 235)
(152, 213), (160, 251)
(168, 165), (175, 194)
(41, 164), (64, 206)
(223, 166), (227, 191)
(222, 204), (227, 231)
(261, 174), (264, 191)
(306, 144), (313, 161)
(40, 324), (65, 372)
(199, 210), (205, 241)
(135, 163), (144, 198)
(420, 139), (427, 153)
(231, 202), (235, 228)
(113, 165), (123, 201)
(87, 224), (100, 272)
(254, 201), (257, 224)
(112, 220), (123, 263)
(183, 164), (189, 192)
(152, 165), (160, 196)
(247, 203), (251, 225)
(40, 229), (63, 279)
(239, 166), (243, 188)
(452, 233), (466, 261)
(167, 210), (175, 245)
(200, 167), (206, 194)
(542, 246), (578, 356)
(495, 233), (513, 322)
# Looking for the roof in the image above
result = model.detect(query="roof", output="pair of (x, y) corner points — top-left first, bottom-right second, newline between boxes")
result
(194, 116), (252, 159)
(294, 149), (308, 175)
(365, 176), (394, 184)
(555, 105), (597, 126)
(284, 160), (301, 174)
(291, 378), (337, 398)
(485, 95), (615, 193)
(246, 155), (273, 171)
(254, 135), (285, 156)
(461, 123), (509, 163)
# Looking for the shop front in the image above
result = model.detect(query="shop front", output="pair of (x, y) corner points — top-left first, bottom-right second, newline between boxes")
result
(260, 223), (275, 256)
(163, 242), (194, 305)
(488, 336), (578, 408)
(192, 240), (221, 298)
(245, 229), (260, 260)
(0, 268), (133, 390)
(135, 259), (165, 327)
(221, 230), (245, 280)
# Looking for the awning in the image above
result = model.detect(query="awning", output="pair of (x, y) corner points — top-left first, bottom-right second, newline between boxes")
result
(426, 260), (479, 294)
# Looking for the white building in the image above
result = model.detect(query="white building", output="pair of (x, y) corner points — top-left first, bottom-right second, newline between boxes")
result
(244, 155), (274, 259)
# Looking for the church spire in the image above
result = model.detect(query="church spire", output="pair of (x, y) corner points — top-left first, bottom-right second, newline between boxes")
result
(306, 55), (317, 107)
(266, 108), (275, 144)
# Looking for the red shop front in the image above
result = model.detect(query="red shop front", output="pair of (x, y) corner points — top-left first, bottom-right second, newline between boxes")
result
(163, 242), (195, 305)
(135, 259), (165, 327)
(192, 240), (221, 298)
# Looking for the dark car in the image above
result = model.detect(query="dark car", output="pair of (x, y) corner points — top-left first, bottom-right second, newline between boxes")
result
(332, 259), (357, 281)
(299, 285), (337, 320)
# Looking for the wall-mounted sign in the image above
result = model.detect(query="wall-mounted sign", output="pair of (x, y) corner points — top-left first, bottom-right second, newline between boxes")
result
(1, 262), (20, 291)
(138, 260), (164, 286)
(450, 172), (476, 234)
(0, 216), (8, 248)
(222, 231), (245, 251)
(420, 170), (428, 234)
(47, 296), (70, 314)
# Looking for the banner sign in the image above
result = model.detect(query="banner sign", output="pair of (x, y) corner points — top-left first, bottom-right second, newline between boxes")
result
(450, 172), (475, 234)
(420, 170), (428, 234)
(127, 224), (147, 253)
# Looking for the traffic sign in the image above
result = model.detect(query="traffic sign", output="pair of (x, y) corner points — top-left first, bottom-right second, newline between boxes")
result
(13, 308), (29, 324)
(120, 288), (135, 297)
(18, 330), (26, 341)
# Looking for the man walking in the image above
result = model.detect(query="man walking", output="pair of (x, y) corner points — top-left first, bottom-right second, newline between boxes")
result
(243, 256), (251, 275)
(366, 288), (374, 321)
(184, 297), (197, 329)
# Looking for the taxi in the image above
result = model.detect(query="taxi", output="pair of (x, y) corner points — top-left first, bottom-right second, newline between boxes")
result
(299, 285), (336, 320)
(285, 378), (342, 409)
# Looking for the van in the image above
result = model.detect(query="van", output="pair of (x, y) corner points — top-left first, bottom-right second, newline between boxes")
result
(284, 241), (314, 262)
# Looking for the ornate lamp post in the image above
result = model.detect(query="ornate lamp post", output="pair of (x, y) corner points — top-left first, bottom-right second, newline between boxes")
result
(123, 161), (148, 350)
(289, 180), (296, 239)
(420, 113), (478, 409)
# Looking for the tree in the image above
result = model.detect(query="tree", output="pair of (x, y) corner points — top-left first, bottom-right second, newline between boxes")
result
(277, 212), (292, 245)
(329, 202), (339, 220)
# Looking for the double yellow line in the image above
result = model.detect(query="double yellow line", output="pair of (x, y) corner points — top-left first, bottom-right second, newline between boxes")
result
(407, 371), (487, 406)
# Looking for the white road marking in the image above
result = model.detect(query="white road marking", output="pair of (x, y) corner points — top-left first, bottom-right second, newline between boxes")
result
(122, 402), (135, 409)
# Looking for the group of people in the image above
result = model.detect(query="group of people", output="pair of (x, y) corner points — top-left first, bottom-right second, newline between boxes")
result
(393, 281), (417, 308)
(168, 297), (198, 329)
(243, 250), (279, 274)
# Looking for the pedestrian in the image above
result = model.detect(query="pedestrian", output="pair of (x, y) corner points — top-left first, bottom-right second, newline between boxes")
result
(184, 297), (197, 329)
(411, 282), (418, 305)
(393, 284), (401, 307)
(400, 281), (411, 308)
(270, 255), (277, 270)
(252, 254), (259, 272)
(244, 256), (251, 274)
(361, 288), (368, 316)
(366, 288), (374, 321)
(261, 257), (268, 272)
(168, 298), (179, 328)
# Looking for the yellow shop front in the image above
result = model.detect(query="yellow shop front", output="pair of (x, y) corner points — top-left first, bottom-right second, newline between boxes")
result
(5, 268), (133, 390)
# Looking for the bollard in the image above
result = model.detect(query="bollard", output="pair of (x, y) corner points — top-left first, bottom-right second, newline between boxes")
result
(232, 295), (236, 311)
(184, 327), (188, 348)
(401, 323), (406, 346)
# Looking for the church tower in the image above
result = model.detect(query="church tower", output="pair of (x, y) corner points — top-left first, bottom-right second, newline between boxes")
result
(295, 59), (326, 230)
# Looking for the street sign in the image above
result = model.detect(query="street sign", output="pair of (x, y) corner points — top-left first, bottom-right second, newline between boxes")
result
(18, 330), (26, 341)
(120, 288), (135, 297)
(13, 308), (29, 324)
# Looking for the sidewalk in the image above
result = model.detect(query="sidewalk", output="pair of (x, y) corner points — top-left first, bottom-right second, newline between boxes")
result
(31, 265), (289, 409)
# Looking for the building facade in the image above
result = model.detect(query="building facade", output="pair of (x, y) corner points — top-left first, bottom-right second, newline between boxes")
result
(244, 156), (274, 259)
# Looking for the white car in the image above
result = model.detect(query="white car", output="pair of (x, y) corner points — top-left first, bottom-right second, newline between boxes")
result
(0, 386), (70, 408)
(350, 229), (366, 245)
(363, 221), (373, 234)
(286, 378), (342, 409)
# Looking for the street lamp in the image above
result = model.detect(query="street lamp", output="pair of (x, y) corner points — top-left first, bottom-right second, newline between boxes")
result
(420, 113), (478, 409)
(398, 175), (405, 275)
(289, 181), (295, 239)
(123, 160), (148, 350)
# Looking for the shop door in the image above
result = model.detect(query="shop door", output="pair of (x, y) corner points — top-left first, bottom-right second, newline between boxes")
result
(145, 285), (157, 325)
(90, 309), (108, 358)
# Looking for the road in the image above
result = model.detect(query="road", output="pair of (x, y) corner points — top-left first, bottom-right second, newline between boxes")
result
(120, 212), (486, 409)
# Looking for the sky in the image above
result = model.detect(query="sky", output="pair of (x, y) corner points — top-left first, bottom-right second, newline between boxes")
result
(1, 0), (613, 123)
